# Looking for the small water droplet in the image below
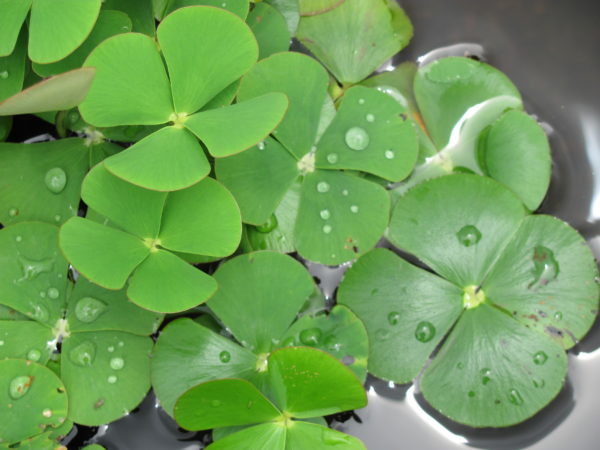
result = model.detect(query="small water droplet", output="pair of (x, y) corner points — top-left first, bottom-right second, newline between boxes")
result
(211, 400), (221, 407)
(324, 335), (341, 352)
(281, 336), (295, 347)
(317, 181), (330, 193)
(300, 327), (323, 346)
(533, 378), (545, 388)
(107, 375), (117, 384)
(54, 214), (61, 222)
(0, 340), (4, 346)
(387, 311), (400, 325)
(384, 150), (395, 159)
(69, 111), (80, 124)
(508, 388), (524, 405)
(345, 127), (370, 151)
(533, 351), (548, 365)
(366, 114), (375, 122)
(322, 224), (332, 234)
(47, 287), (59, 299)
(456, 362), (464, 370)
(529, 246), (559, 289)
(44, 167), (67, 194)
(375, 328), (390, 340)
(15, 235), (22, 243)
(8, 207), (18, 217)
(358, 98), (365, 105)
(320, 209), (331, 220)
(554, 311), (563, 321)
(107, 346), (114, 353)
(42, 408), (53, 418)
(425, 58), (475, 83)
(257, 141), (266, 150)
(9, 376), (33, 399)
(480, 368), (492, 385)
(350, 205), (359, 213)
(327, 153), (338, 164)
(39, 291), (46, 298)
(69, 340), (96, 367)
(110, 357), (125, 371)
(32, 304), (50, 322)
(468, 390), (476, 398)
(118, 341), (124, 347)
(74, 297), (107, 323)
(219, 350), (231, 363)
(457, 225), (482, 247)
(27, 349), (41, 362)
(0, 70), (9, 79)
(414, 321), (436, 342)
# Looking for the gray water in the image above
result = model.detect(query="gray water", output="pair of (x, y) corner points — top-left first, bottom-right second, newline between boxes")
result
(67, 0), (600, 448)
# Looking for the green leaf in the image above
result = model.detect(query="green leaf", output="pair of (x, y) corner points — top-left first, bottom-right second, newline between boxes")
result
(0, 321), (54, 364)
(160, 0), (250, 19)
(479, 110), (551, 211)
(314, 85), (418, 182)
(104, 0), (156, 35)
(247, 3), (291, 59)
(82, 164), (167, 239)
(33, 10), (132, 77)
(298, 0), (344, 16)
(80, 33), (173, 126)
(0, 68), (96, 115)
(215, 136), (299, 225)
(103, 126), (210, 191)
(29, 0), (102, 64)
(174, 379), (281, 430)
(267, 347), (367, 418)
(280, 305), (369, 381)
(420, 303), (568, 427)
(0, 359), (68, 444)
(295, 170), (390, 265)
(208, 422), (285, 450)
(286, 421), (365, 450)
(157, 6), (257, 114)
(483, 215), (599, 349)
(158, 177), (242, 257)
(184, 93), (288, 157)
(238, 52), (329, 159)
(0, 0), (31, 57)
(127, 249), (217, 312)
(152, 318), (258, 415)
(0, 222), (68, 326)
(0, 139), (89, 226)
(208, 252), (315, 354)
(297, 0), (413, 83)
(388, 174), (526, 287)
(338, 248), (463, 382)
(0, 29), (27, 102)
(61, 331), (153, 425)
(59, 217), (149, 289)
(267, 0), (300, 35)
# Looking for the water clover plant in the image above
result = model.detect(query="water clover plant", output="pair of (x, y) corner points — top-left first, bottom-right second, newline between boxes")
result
(78, 6), (289, 191)
(0, 222), (162, 428)
(174, 347), (367, 449)
(216, 51), (418, 264)
(339, 174), (599, 427)
(59, 163), (241, 312)
(152, 251), (368, 416)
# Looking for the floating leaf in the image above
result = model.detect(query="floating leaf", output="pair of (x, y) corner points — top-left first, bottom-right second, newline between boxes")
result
(0, 30), (27, 102)
(0, 0), (31, 57)
(247, 3), (291, 59)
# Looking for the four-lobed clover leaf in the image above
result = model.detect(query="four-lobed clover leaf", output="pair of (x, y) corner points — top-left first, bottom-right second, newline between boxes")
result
(216, 51), (418, 264)
(339, 174), (599, 427)
(152, 251), (368, 416)
(174, 347), (367, 450)
(59, 164), (241, 312)
(78, 6), (289, 191)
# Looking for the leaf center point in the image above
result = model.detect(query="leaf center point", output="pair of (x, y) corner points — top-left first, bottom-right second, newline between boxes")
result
(256, 352), (269, 372)
(463, 285), (485, 309)
(169, 112), (189, 128)
(144, 237), (162, 252)
(297, 150), (316, 174)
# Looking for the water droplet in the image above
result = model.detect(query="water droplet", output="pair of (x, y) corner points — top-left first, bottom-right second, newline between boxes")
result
(107, 346), (114, 353)
(324, 335), (341, 352)
(281, 336), (295, 347)
(27, 349), (41, 362)
(110, 357), (125, 371)
(387, 311), (400, 325)
(47, 287), (59, 299)
(480, 368), (492, 385)
(366, 114), (375, 122)
(384, 150), (395, 159)
(327, 153), (338, 164)
(257, 141), (266, 150)
(54, 214), (61, 222)
(44, 167), (67, 194)
(345, 127), (370, 151)
(0, 340), (4, 346)
(320, 209), (331, 220)
(0, 70), (8, 79)
(107, 375), (117, 384)
(8, 207), (18, 217)
(219, 350), (231, 363)
(32, 304), (50, 322)
(317, 181), (330, 193)
(69, 340), (96, 367)
(299, 328), (323, 346)
(255, 214), (278, 233)
(468, 390), (476, 398)
(508, 388), (524, 406)
(322, 225), (332, 234)
(118, 341), (124, 347)
(42, 408), (53, 418)
(18, 255), (54, 281)
(74, 297), (107, 323)
(40, 291), (46, 298)
(9, 376), (33, 399)
(15, 235), (22, 243)
(529, 246), (559, 289)
(375, 329), (390, 340)
(414, 321), (436, 343)
(533, 351), (548, 365)
(211, 400), (221, 407)
(457, 225), (482, 247)
(554, 311), (563, 321)
(533, 378), (545, 388)
(456, 362), (464, 370)
(350, 205), (359, 214)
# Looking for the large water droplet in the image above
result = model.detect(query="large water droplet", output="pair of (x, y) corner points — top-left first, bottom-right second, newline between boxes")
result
(529, 246), (559, 289)
(69, 340), (96, 367)
(366, 114), (375, 122)
(508, 388), (524, 406)
(219, 350), (231, 363)
(18, 256), (54, 281)
(480, 368), (492, 385)
(27, 349), (41, 362)
(327, 153), (338, 164)
(74, 297), (107, 323)
(317, 181), (330, 193)
(533, 351), (548, 365)
(110, 357), (125, 370)
(300, 328), (323, 346)
(414, 321), (436, 342)
(9, 376), (33, 399)
(44, 167), (67, 194)
(47, 287), (59, 299)
(345, 127), (370, 151)
(457, 225), (482, 247)
(388, 311), (400, 325)
(320, 209), (331, 220)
